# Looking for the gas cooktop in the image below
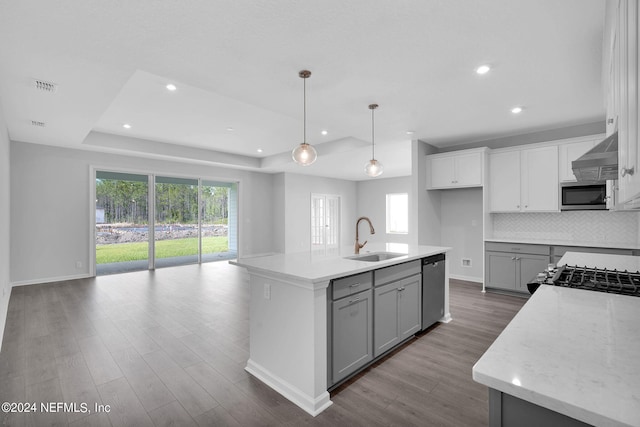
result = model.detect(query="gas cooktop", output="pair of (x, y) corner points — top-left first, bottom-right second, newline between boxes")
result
(528, 265), (640, 297)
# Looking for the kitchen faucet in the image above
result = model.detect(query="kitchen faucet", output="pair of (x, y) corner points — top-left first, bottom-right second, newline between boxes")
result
(355, 216), (375, 254)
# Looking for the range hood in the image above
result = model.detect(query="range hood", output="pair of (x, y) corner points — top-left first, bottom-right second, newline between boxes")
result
(571, 132), (618, 181)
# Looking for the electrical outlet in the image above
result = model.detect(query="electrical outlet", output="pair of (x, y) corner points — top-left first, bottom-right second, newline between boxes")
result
(461, 258), (472, 267)
(263, 283), (271, 300)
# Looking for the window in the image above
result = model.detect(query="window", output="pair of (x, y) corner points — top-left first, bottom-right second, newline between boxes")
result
(311, 194), (340, 255)
(386, 193), (408, 234)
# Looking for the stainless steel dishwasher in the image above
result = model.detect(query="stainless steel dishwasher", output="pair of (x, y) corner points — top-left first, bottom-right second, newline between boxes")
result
(422, 253), (445, 330)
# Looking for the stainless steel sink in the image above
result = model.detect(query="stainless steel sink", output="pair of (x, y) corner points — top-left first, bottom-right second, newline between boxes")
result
(344, 252), (405, 262)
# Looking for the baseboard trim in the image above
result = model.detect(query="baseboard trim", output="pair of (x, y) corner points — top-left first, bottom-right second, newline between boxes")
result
(245, 359), (332, 417)
(449, 274), (483, 283)
(10, 273), (92, 288)
(0, 292), (8, 353)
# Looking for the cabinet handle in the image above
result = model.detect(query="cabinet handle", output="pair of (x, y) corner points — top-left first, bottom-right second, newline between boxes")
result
(349, 283), (360, 288)
(621, 166), (635, 177)
(515, 257), (521, 261)
(516, 205), (520, 208)
(397, 287), (405, 291)
(511, 257), (516, 261)
(607, 118), (614, 124)
(348, 297), (360, 304)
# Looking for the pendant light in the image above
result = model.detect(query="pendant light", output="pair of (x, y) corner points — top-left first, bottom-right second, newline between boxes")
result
(365, 103), (383, 177)
(292, 70), (318, 166)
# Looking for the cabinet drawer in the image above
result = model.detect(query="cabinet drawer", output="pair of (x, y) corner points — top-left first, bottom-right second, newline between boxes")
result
(485, 242), (550, 256)
(374, 260), (421, 287)
(332, 271), (372, 301)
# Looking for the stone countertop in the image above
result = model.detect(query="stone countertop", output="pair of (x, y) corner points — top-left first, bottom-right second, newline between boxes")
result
(558, 251), (640, 271)
(230, 243), (451, 285)
(485, 237), (639, 250)
(473, 252), (640, 427)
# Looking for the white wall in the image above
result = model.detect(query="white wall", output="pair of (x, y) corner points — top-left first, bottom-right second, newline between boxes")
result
(0, 103), (10, 350)
(440, 188), (484, 281)
(356, 176), (412, 245)
(281, 173), (357, 253)
(272, 173), (286, 253)
(10, 140), (275, 285)
(411, 140), (441, 246)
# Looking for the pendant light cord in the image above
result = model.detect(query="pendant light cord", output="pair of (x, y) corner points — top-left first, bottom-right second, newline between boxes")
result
(303, 76), (307, 144)
(371, 107), (375, 160)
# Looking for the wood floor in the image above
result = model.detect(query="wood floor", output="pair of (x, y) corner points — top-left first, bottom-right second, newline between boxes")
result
(0, 262), (526, 427)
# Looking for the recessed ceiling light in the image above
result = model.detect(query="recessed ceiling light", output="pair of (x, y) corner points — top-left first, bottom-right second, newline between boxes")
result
(226, 127), (234, 132)
(406, 130), (415, 135)
(166, 83), (177, 91)
(321, 130), (328, 136)
(257, 148), (263, 153)
(476, 65), (491, 75)
(123, 123), (132, 129)
(511, 107), (523, 114)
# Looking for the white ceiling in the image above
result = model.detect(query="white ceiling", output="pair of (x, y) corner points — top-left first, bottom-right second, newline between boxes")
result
(0, 0), (606, 181)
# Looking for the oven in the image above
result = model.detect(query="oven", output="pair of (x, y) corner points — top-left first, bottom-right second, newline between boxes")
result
(560, 181), (608, 211)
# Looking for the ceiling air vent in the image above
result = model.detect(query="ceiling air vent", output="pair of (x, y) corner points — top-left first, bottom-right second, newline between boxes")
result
(31, 120), (46, 127)
(33, 79), (58, 93)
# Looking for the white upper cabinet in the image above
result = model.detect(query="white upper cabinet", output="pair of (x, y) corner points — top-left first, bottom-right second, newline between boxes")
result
(558, 138), (599, 182)
(489, 151), (521, 212)
(489, 146), (559, 212)
(612, 0), (640, 205)
(426, 148), (486, 190)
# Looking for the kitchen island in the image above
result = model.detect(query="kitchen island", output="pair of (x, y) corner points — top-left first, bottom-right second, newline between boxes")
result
(231, 243), (451, 416)
(473, 252), (640, 427)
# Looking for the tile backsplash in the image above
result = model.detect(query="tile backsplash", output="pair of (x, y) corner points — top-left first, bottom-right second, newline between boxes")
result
(492, 211), (639, 245)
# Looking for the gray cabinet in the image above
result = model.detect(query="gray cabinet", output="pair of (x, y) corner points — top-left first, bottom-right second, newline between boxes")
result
(485, 243), (550, 293)
(331, 289), (373, 385)
(374, 273), (422, 357)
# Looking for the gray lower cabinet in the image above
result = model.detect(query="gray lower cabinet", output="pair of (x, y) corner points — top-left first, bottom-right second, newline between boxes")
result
(331, 289), (373, 384)
(374, 273), (422, 357)
(485, 243), (550, 293)
(489, 389), (590, 427)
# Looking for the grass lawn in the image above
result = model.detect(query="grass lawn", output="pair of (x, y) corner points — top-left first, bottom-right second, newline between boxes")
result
(96, 236), (228, 264)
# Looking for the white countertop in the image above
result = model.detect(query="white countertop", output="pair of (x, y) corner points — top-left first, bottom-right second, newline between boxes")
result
(558, 251), (640, 271)
(473, 254), (640, 426)
(230, 243), (451, 284)
(485, 237), (639, 250)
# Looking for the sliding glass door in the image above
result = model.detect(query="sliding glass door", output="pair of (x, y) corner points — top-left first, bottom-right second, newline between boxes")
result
(95, 171), (238, 275)
(154, 176), (199, 268)
(201, 180), (237, 262)
(95, 171), (150, 275)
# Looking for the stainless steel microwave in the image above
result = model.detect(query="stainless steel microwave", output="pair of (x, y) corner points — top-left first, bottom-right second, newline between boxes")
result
(560, 181), (608, 211)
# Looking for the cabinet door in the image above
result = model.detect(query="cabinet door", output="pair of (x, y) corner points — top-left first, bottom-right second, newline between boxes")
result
(485, 251), (517, 290)
(331, 290), (373, 384)
(373, 282), (400, 357)
(455, 152), (483, 187)
(558, 140), (598, 182)
(522, 146), (559, 212)
(489, 151), (521, 212)
(517, 254), (549, 292)
(617, 0), (640, 204)
(397, 274), (422, 341)
(428, 156), (455, 188)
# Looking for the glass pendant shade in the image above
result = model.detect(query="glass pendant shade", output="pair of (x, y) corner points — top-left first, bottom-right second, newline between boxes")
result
(292, 142), (317, 166)
(365, 158), (383, 177)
